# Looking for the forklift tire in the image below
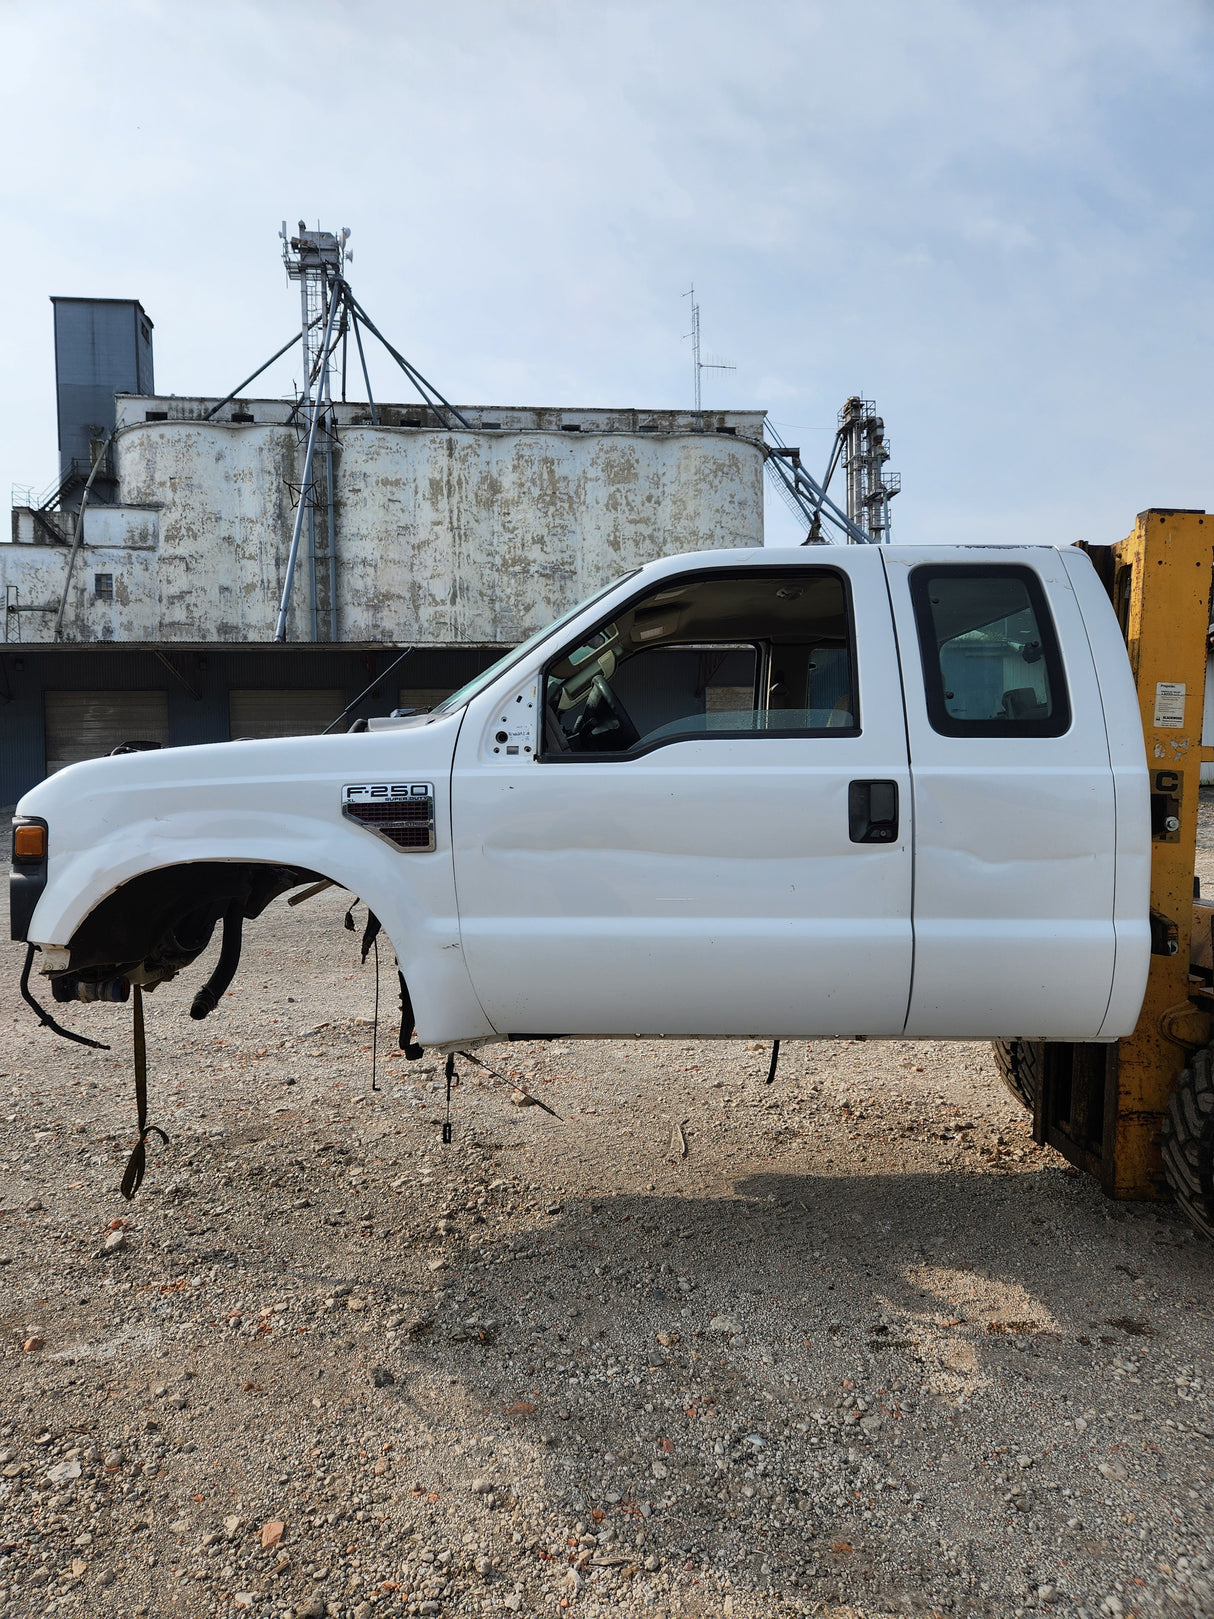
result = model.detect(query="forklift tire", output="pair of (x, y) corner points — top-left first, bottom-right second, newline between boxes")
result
(991, 1039), (1042, 1113)
(1161, 1046), (1214, 1241)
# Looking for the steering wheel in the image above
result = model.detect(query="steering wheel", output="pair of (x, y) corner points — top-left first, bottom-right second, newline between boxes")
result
(570, 675), (641, 753)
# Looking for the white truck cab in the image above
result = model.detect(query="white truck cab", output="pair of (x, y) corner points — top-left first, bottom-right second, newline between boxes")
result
(10, 544), (1150, 1050)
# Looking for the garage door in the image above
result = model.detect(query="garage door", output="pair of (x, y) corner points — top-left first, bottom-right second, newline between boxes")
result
(229, 689), (344, 740)
(400, 687), (454, 713)
(44, 690), (169, 775)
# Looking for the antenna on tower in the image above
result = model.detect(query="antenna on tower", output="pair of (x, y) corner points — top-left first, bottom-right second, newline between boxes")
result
(683, 285), (735, 412)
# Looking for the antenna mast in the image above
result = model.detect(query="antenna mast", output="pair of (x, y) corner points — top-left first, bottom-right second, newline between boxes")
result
(683, 286), (735, 411)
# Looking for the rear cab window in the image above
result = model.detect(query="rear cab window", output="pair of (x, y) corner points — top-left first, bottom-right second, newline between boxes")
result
(910, 565), (1070, 737)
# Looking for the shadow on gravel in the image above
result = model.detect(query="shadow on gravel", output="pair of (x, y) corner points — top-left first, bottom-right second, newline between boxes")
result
(283, 1164), (1193, 1616)
(10, 1144), (1203, 1616)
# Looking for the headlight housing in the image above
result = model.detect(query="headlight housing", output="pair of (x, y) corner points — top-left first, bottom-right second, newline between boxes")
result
(10, 816), (48, 942)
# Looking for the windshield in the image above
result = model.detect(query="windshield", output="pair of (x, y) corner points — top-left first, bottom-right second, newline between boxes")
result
(427, 570), (641, 717)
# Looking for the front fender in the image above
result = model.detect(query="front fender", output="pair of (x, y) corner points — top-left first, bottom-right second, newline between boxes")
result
(17, 724), (494, 1046)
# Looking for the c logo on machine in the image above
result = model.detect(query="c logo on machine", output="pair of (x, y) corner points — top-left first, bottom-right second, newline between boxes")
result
(341, 783), (436, 851)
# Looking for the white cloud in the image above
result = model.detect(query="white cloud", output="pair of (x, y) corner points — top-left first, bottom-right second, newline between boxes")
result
(2, 0), (1212, 544)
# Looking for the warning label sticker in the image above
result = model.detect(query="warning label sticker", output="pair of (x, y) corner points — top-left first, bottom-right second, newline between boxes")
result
(1154, 681), (1186, 728)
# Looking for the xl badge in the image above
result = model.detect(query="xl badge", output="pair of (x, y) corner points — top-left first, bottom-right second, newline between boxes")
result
(342, 783), (435, 852)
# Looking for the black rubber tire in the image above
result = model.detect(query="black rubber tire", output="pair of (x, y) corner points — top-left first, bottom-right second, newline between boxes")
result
(991, 1039), (1043, 1113)
(1161, 1045), (1214, 1241)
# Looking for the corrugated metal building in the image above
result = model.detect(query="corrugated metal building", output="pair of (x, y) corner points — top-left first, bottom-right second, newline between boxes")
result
(51, 297), (154, 508)
(0, 641), (495, 804)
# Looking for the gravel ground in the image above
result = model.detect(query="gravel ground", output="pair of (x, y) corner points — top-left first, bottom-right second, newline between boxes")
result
(0, 826), (1211, 1619)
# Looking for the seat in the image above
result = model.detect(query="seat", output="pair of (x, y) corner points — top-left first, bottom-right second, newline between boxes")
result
(1001, 687), (1046, 721)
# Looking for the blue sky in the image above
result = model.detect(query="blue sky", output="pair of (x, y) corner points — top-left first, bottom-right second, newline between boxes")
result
(2, 0), (1212, 546)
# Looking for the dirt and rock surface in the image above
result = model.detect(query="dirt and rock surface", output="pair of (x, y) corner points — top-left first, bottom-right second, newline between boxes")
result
(0, 841), (1211, 1619)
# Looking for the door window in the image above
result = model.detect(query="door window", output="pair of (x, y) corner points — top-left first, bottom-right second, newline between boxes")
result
(542, 568), (856, 757)
(910, 565), (1070, 737)
(429, 569), (641, 717)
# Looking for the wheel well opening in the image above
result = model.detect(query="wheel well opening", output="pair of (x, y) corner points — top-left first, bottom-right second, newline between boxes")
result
(64, 861), (325, 988)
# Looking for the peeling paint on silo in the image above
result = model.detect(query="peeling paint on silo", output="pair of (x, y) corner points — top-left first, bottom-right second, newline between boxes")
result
(2, 400), (765, 645)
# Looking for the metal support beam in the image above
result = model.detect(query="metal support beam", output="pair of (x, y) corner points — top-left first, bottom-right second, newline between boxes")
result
(307, 500), (318, 643)
(202, 323), (320, 421)
(341, 288), (469, 429)
(1103, 510), (1214, 1197)
(152, 649), (204, 702)
(1040, 510), (1214, 1198)
(274, 281), (343, 643)
(763, 434), (872, 546)
(53, 435), (115, 642)
(324, 447), (338, 642)
(351, 314), (379, 426)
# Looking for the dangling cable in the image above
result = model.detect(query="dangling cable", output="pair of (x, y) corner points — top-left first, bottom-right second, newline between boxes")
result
(442, 1053), (455, 1144)
(456, 1047), (564, 1120)
(19, 944), (109, 1051)
(370, 933), (380, 1093)
(765, 1039), (781, 1086)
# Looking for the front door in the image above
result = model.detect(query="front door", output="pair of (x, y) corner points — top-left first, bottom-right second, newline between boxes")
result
(450, 550), (914, 1039)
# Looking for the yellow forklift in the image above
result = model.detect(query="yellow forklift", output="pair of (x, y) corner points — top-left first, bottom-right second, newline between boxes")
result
(992, 508), (1214, 1239)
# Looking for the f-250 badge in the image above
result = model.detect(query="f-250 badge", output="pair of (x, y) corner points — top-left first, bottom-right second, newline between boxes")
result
(341, 783), (435, 852)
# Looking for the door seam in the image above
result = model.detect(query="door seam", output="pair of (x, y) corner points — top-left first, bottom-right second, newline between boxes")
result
(448, 704), (502, 1036)
(879, 551), (918, 1037)
(1059, 550), (1121, 1038)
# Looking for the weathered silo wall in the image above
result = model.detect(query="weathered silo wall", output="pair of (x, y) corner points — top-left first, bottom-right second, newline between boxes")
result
(113, 420), (302, 642)
(3, 401), (766, 646)
(331, 425), (765, 643)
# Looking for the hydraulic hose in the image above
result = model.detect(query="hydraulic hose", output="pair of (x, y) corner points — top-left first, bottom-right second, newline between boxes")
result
(190, 901), (245, 1020)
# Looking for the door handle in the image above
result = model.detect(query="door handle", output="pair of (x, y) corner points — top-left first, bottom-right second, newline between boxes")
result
(849, 780), (899, 844)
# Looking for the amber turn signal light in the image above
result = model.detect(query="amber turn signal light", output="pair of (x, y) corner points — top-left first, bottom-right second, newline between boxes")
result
(13, 824), (47, 861)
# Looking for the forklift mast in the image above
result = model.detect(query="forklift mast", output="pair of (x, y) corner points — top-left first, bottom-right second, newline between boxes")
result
(1039, 509), (1214, 1199)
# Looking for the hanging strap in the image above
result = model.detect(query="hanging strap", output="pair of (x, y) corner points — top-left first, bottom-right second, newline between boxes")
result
(120, 986), (168, 1200)
(397, 972), (424, 1061)
(360, 909), (381, 964)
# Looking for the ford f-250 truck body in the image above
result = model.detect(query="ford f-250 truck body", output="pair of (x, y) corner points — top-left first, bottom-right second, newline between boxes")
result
(10, 543), (1150, 1050)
